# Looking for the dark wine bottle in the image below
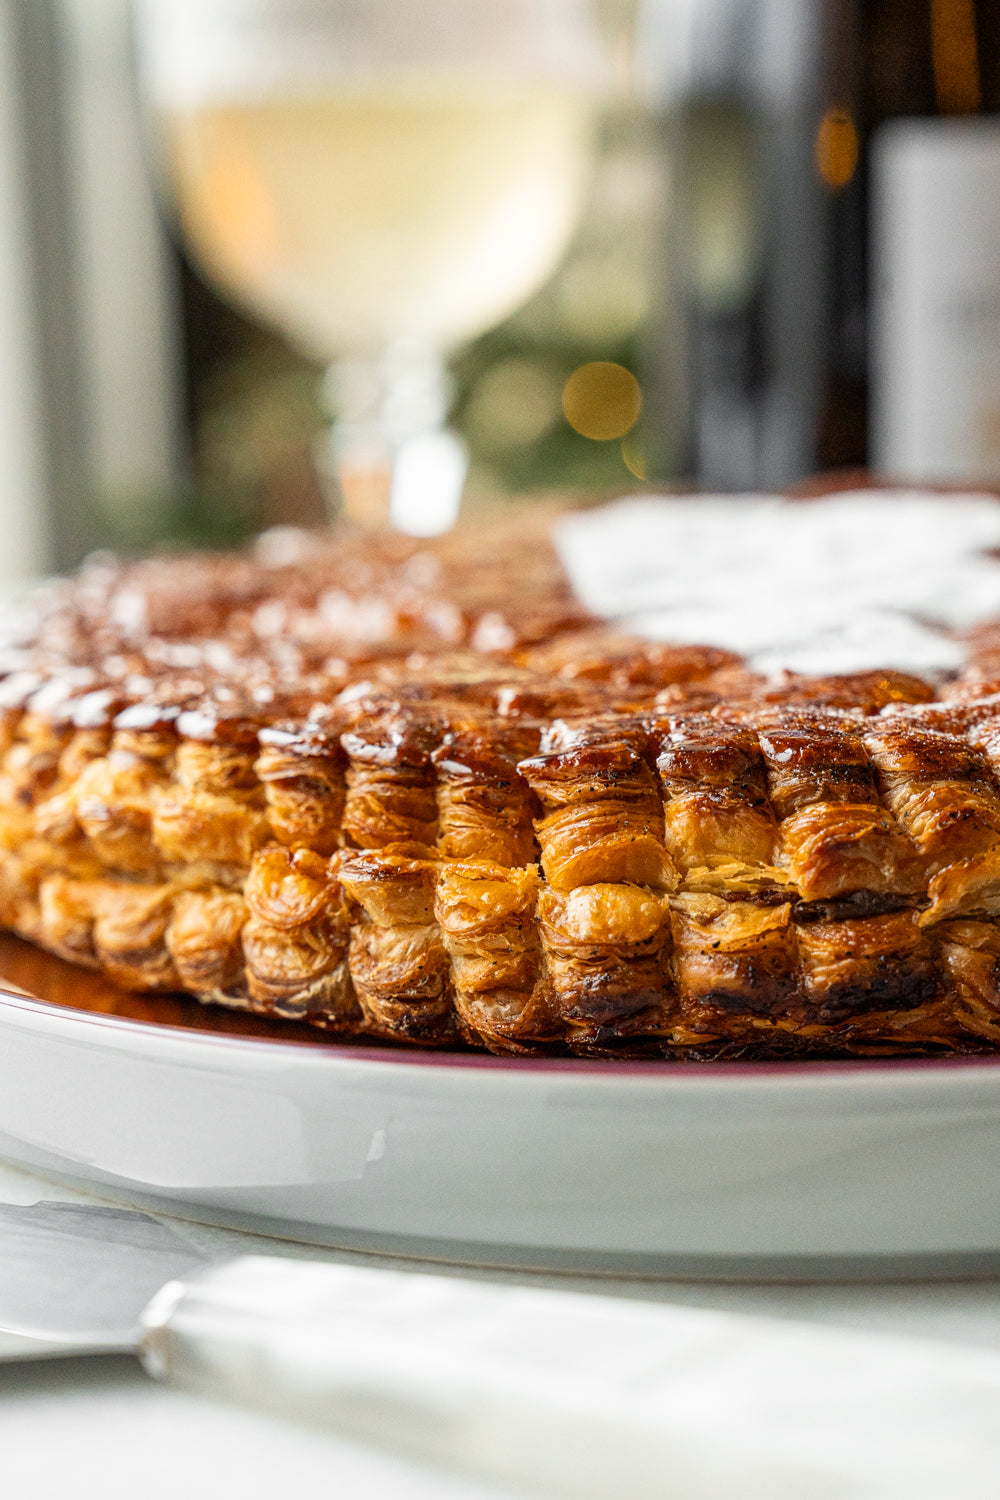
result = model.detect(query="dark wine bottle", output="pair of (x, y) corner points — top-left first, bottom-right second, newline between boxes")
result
(650, 0), (1000, 490)
(867, 0), (1000, 484)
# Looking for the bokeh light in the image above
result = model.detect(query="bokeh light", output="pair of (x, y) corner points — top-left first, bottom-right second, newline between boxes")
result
(621, 428), (648, 480)
(562, 361), (642, 441)
(814, 109), (858, 191)
(463, 357), (564, 454)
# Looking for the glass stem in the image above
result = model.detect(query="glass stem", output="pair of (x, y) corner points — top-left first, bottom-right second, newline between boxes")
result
(318, 342), (468, 534)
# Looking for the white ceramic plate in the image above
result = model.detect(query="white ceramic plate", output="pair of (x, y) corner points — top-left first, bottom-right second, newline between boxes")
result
(2, 974), (1000, 1279)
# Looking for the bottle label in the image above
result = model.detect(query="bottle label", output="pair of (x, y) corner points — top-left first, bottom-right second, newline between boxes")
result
(871, 118), (1000, 482)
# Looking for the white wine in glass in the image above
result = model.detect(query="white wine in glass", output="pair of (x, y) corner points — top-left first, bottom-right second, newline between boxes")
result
(137, 0), (602, 533)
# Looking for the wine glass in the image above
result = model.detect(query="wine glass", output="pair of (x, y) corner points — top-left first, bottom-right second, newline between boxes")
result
(136, 0), (603, 534)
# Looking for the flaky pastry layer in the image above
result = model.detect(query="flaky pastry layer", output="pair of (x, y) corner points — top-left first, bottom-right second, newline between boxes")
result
(4, 515), (1000, 1058)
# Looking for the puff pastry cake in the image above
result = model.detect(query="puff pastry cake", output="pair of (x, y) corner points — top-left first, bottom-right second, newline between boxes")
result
(5, 506), (1000, 1059)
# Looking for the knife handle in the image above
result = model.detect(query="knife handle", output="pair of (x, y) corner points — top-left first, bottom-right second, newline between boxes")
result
(137, 1255), (837, 1499)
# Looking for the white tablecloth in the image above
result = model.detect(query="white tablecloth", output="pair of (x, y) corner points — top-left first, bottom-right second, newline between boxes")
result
(7, 1158), (1000, 1500)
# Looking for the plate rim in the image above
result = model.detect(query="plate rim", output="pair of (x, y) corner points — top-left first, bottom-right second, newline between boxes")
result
(3, 981), (1000, 1081)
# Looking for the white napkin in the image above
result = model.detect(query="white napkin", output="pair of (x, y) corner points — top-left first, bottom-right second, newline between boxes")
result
(555, 490), (1000, 675)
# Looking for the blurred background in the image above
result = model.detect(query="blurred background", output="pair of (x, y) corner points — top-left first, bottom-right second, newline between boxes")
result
(0, 0), (998, 578)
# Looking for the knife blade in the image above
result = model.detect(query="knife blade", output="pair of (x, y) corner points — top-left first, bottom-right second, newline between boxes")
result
(3, 1200), (1000, 1500)
(0, 1200), (210, 1350)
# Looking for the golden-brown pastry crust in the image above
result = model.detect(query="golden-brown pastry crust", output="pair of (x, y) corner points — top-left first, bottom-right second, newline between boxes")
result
(4, 513), (1000, 1058)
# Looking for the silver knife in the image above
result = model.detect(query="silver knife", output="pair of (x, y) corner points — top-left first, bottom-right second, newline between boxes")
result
(3, 1200), (997, 1500)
